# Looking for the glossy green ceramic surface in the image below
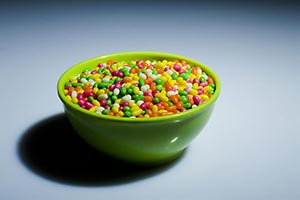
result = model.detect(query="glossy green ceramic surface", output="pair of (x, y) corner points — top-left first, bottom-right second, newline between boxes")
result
(57, 52), (220, 165)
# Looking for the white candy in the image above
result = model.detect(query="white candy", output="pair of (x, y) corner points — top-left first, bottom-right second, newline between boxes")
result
(89, 80), (95, 86)
(96, 106), (105, 114)
(113, 103), (120, 108)
(80, 78), (88, 83)
(71, 91), (77, 98)
(102, 77), (110, 82)
(197, 68), (202, 74)
(113, 88), (120, 95)
(141, 85), (149, 92)
(167, 70), (174, 75)
(186, 83), (193, 89)
(139, 73), (147, 80)
(137, 100), (144, 106)
(167, 91), (176, 97)
(122, 95), (131, 102)
(98, 94), (108, 100)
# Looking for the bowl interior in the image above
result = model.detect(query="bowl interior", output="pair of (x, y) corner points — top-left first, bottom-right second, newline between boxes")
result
(57, 52), (221, 122)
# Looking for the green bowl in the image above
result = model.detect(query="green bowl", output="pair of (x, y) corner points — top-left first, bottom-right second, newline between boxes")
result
(57, 52), (220, 166)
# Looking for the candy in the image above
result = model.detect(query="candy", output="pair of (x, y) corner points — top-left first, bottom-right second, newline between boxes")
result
(64, 59), (216, 117)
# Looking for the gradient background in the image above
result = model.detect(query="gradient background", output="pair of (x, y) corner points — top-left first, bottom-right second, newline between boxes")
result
(0, 0), (299, 199)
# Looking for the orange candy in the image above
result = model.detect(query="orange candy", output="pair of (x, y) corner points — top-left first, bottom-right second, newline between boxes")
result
(164, 81), (172, 91)
(143, 95), (153, 102)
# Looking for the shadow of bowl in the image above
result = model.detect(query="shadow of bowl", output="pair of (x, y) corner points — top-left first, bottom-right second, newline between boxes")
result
(17, 113), (186, 186)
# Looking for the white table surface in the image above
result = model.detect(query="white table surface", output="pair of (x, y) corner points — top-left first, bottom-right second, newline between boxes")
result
(1, 1), (299, 200)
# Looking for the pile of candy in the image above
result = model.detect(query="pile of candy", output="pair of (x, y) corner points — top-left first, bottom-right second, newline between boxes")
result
(63, 59), (215, 118)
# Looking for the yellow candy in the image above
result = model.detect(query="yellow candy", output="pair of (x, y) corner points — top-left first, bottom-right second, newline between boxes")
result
(77, 89), (84, 94)
(71, 97), (78, 104)
(133, 86), (140, 95)
(193, 83), (199, 89)
(155, 61), (164, 68)
(160, 76), (167, 83)
(112, 106), (119, 113)
(204, 86), (212, 91)
(125, 83), (131, 88)
(132, 109), (142, 116)
(117, 111), (124, 117)
(92, 99), (100, 107)
(132, 75), (139, 81)
(144, 114), (150, 118)
(152, 105), (158, 113)
(89, 106), (97, 112)
(190, 89), (198, 96)
(92, 74), (100, 79)
(97, 89), (105, 95)
(111, 65), (118, 71)
(200, 94), (209, 101)
(63, 89), (68, 95)
(93, 87), (99, 94)
(66, 95), (71, 101)
(158, 110), (167, 114)
(94, 78), (101, 83)
(189, 74), (196, 79)
(69, 76), (77, 82)
(115, 99), (122, 104)
(177, 77), (186, 86)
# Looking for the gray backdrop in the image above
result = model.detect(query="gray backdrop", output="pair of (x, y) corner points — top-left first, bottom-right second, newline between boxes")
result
(1, 1), (299, 199)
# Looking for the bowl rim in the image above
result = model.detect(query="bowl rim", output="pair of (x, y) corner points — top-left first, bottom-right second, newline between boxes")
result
(57, 51), (221, 122)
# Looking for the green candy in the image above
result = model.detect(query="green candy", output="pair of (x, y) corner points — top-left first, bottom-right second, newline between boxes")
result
(156, 85), (163, 91)
(168, 101), (173, 106)
(152, 69), (158, 75)
(111, 95), (118, 101)
(124, 111), (132, 117)
(179, 73), (189, 81)
(200, 76), (206, 83)
(121, 86), (127, 95)
(139, 78), (145, 86)
(107, 91), (113, 96)
(154, 79), (164, 85)
(208, 90), (215, 94)
(180, 96), (188, 103)
(131, 64), (138, 69)
(72, 83), (84, 87)
(115, 77), (123, 83)
(98, 82), (110, 88)
(88, 96), (94, 102)
(124, 70), (130, 77)
(123, 106), (131, 112)
(208, 83), (215, 88)
(86, 76), (93, 80)
(93, 83), (98, 88)
(82, 68), (90, 73)
(98, 68), (104, 73)
(102, 109), (110, 115)
(127, 88), (133, 94)
(106, 99), (112, 106)
(184, 102), (191, 109)
(171, 73), (178, 80)
(186, 68), (192, 74)
(179, 90), (188, 96)
(65, 82), (72, 87)
(133, 94), (144, 101)
(152, 97), (160, 104)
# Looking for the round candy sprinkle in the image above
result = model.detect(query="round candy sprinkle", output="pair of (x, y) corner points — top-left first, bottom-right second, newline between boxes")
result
(64, 59), (216, 118)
